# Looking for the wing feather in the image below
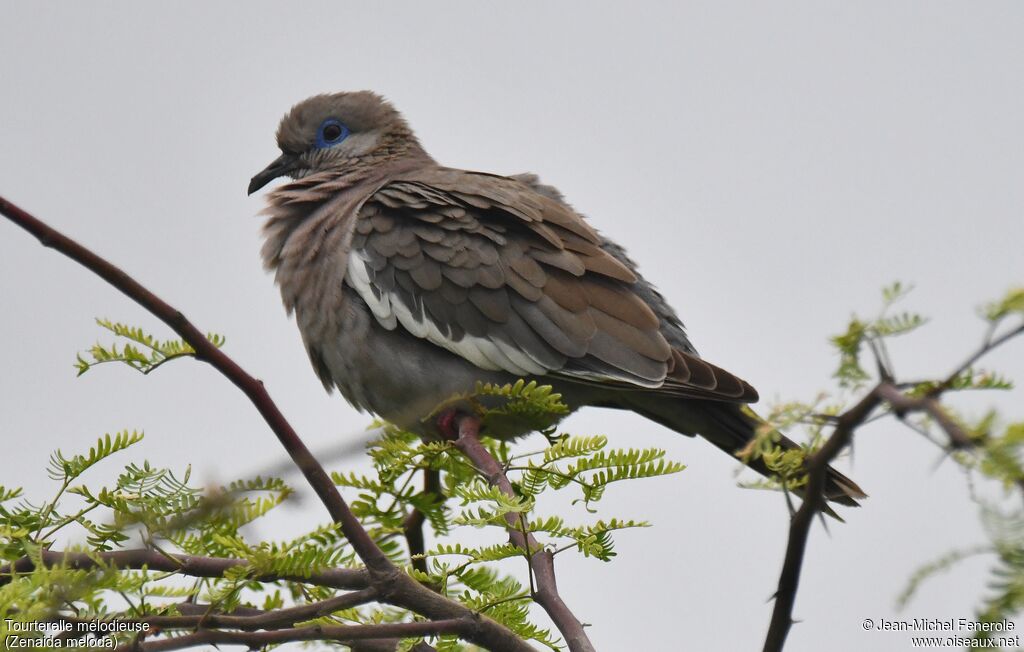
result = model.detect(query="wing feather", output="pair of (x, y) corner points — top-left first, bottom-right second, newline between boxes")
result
(344, 170), (756, 401)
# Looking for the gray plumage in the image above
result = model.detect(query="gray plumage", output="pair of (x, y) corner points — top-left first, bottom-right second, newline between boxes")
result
(250, 91), (865, 507)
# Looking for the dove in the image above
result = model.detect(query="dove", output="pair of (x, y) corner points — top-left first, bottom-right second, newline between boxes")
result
(249, 91), (864, 508)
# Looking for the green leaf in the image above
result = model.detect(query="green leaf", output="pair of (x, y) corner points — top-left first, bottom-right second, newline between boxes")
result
(983, 287), (1024, 321)
(47, 431), (144, 482)
(75, 319), (225, 375)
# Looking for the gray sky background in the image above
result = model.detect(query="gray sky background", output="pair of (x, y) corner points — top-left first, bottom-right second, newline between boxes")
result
(2, 3), (1024, 651)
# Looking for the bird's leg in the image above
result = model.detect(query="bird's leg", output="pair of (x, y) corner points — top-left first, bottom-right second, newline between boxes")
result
(454, 413), (481, 441)
(434, 407), (473, 442)
(436, 410), (503, 485)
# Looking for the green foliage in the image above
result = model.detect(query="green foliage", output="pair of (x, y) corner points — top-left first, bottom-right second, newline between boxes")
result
(9, 284), (1024, 650)
(0, 487), (23, 503)
(48, 430), (145, 482)
(983, 287), (1024, 322)
(426, 379), (571, 440)
(326, 383), (682, 647)
(976, 506), (1024, 632)
(734, 399), (838, 498)
(813, 285), (1024, 633)
(898, 505), (1024, 642)
(908, 368), (1014, 396)
(512, 439), (685, 509)
(475, 380), (570, 436)
(3, 368), (681, 650)
(974, 422), (1024, 491)
(897, 546), (991, 610)
(830, 282), (928, 388)
(75, 319), (225, 375)
(747, 285), (1022, 507)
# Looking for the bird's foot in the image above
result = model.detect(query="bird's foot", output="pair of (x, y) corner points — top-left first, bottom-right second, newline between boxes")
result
(434, 408), (480, 442)
(435, 408), (460, 440)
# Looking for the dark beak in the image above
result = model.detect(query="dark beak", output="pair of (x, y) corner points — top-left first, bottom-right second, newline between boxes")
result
(248, 152), (299, 195)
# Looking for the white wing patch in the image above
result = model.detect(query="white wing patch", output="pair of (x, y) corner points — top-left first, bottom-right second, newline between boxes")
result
(346, 252), (549, 377)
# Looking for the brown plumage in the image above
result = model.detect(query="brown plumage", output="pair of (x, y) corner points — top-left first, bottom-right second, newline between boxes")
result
(250, 91), (865, 509)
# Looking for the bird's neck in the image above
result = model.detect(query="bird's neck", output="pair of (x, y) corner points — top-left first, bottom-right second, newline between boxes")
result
(259, 153), (433, 279)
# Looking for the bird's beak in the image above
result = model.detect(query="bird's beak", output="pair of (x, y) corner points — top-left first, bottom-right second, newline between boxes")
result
(248, 152), (299, 195)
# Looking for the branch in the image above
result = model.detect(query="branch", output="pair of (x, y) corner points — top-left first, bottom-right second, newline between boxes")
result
(141, 588), (379, 630)
(0, 548), (368, 590)
(113, 618), (471, 652)
(50, 606), (438, 652)
(761, 388), (882, 652)
(762, 311), (1024, 652)
(940, 322), (1024, 392)
(0, 196), (385, 572)
(451, 415), (596, 652)
(876, 385), (973, 448)
(0, 196), (538, 652)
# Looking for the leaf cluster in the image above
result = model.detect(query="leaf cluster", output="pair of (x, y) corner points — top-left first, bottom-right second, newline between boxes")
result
(75, 319), (225, 376)
(331, 381), (683, 648)
(803, 286), (1024, 632)
(4, 329), (685, 651)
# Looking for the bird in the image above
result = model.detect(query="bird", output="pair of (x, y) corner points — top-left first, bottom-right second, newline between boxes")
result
(249, 91), (865, 509)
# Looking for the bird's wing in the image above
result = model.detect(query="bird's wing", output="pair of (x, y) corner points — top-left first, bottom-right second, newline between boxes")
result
(347, 168), (757, 402)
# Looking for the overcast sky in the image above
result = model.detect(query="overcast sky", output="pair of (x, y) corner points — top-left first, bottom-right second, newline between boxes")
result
(2, 3), (1024, 651)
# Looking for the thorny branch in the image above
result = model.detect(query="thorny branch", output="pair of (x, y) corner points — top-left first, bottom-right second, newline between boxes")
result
(761, 318), (1024, 652)
(0, 196), (541, 652)
(113, 619), (465, 652)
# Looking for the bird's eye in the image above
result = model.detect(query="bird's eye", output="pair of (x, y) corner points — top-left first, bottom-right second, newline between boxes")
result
(315, 118), (350, 149)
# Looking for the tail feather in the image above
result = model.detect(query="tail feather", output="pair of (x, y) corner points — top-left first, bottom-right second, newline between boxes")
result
(624, 396), (867, 513)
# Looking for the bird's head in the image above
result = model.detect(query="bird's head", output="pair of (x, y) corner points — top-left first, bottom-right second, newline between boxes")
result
(248, 91), (425, 195)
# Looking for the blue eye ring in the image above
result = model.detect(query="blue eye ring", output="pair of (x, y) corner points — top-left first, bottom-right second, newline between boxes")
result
(315, 118), (350, 149)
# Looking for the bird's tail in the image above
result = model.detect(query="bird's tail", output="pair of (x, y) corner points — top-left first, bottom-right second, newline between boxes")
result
(624, 396), (867, 513)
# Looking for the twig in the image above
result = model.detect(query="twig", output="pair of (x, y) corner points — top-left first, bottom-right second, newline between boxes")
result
(141, 588), (379, 630)
(450, 415), (596, 652)
(352, 642), (438, 652)
(173, 603), (265, 618)
(111, 618), (472, 652)
(939, 322), (1024, 391)
(762, 310), (1024, 651)
(0, 549), (369, 590)
(877, 385), (973, 448)
(761, 388), (882, 652)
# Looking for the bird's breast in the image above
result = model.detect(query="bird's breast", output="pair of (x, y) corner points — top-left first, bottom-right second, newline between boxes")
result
(311, 287), (517, 431)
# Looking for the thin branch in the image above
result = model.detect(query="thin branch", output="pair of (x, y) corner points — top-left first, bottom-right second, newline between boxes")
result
(141, 588), (379, 630)
(113, 618), (473, 652)
(450, 415), (596, 652)
(173, 603), (265, 618)
(352, 641), (438, 652)
(0, 196), (538, 652)
(761, 388), (882, 652)
(0, 549), (370, 590)
(939, 321), (1024, 391)
(877, 385), (973, 448)
(762, 311), (1024, 652)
